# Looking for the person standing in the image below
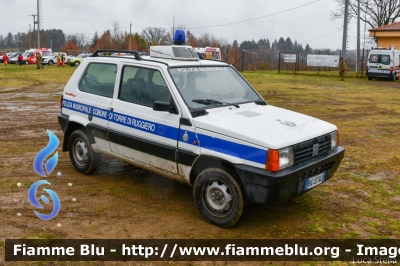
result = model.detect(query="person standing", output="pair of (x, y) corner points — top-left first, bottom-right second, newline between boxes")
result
(18, 53), (23, 66)
(36, 52), (43, 69)
(3, 53), (8, 65)
(61, 53), (65, 67)
(56, 53), (61, 67)
(339, 57), (346, 81)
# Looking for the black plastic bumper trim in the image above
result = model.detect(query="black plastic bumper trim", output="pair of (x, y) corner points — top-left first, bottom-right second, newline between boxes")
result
(234, 146), (345, 204)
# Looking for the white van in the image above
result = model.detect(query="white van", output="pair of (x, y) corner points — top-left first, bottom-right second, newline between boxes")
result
(367, 47), (400, 81)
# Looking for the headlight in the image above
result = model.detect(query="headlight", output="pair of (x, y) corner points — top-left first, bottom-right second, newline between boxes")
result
(266, 147), (294, 172)
(331, 130), (339, 149)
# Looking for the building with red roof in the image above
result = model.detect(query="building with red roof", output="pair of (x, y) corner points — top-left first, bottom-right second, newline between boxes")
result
(369, 21), (400, 49)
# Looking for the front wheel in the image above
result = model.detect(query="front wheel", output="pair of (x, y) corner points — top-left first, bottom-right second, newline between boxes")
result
(68, 129), (100, 174)
(74, 61), (80, 67)
(193, 168), (244, 227)
(48, 60), (54, 66)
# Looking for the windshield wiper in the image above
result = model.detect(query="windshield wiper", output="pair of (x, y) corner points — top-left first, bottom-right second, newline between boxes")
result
(192, 99), (240, 108)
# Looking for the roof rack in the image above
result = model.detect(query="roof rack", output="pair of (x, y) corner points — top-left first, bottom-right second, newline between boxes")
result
(91, 49), (143, 61)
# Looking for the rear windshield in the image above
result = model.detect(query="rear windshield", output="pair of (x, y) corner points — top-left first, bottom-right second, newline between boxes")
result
(369, 54), (390, 65)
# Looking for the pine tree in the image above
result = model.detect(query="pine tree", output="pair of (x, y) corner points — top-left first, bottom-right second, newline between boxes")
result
(91, 31), (99, 48)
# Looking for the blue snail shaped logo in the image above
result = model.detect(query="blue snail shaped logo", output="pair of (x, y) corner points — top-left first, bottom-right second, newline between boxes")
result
(28, 130), (61, 220)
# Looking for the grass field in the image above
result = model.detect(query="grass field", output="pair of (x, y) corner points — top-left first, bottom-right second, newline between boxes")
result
(1, 63), (400, 264)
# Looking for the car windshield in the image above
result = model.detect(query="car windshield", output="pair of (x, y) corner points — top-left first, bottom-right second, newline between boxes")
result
(22, 52), (30, 57)
(169, 66), (262, 110)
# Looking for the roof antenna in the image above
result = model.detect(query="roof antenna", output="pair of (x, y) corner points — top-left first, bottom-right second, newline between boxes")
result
(172, 0), (175, 39)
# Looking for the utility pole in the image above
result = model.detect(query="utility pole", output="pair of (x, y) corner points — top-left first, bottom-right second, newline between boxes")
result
(29, 24), (31, 48)
(357, 0), (361, 75)
(37, 0), (40, 48)
(342, 0), (349, 58)
(129, 23), (132, 50)
(29, 14), (37, 48)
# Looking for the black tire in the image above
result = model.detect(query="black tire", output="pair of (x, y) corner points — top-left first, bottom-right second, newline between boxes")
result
(368, 76), (372, 80)
(74, 61), (80, 67)
(68, 129), (100, 174)
(48, 60), (54, 66)
(392, 72), (397, 81)
(25, 61), (29, 65)
(193, 168), (244, 227)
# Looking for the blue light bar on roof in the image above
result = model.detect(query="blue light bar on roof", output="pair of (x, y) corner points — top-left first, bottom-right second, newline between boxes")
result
(174, 30), (185, 45)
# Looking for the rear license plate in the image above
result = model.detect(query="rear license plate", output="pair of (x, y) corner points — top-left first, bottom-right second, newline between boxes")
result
(304, 172), (326, 190)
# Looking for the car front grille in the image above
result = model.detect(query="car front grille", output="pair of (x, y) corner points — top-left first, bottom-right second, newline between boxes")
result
(302, 162), (334, 179)
(293, 133), (331, 164)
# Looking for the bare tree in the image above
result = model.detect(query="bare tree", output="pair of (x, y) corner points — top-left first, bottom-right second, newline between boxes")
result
(111, 20), (124, 48)
(65, 33), (89, 50)
(141, 27), (166, 45)
(332, 0), (400, 29)
(197, 33), (211, 47)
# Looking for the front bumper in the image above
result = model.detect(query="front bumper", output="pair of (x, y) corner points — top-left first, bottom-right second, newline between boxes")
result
(234, 146), (345, 204)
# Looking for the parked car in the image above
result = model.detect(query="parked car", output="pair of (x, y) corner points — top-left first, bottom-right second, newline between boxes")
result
(69, 53), (91, 67)
(3, 52), (18, 63)
(42, 52), (67, 66)
(59, 38), (344, 227)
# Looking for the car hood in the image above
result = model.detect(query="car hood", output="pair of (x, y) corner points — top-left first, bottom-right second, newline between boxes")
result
(192, 103), (337, 149)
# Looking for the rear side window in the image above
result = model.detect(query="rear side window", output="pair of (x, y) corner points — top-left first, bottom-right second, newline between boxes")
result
(78, 63), (117, 98)
(369, 54), (390, 65)
(119, 66), (171, 106)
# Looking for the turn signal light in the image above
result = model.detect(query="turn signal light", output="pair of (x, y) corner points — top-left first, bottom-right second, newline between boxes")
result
(266, 149), (280, 172)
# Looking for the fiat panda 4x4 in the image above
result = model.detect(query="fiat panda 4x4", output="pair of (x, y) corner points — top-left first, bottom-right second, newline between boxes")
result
(58, 32), (344, 227)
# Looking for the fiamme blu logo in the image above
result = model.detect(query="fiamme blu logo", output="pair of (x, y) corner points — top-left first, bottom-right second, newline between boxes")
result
(28, 130), (60, 220)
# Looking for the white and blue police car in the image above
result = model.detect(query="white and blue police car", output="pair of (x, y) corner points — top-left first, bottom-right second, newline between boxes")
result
(58, 30), (345, 227)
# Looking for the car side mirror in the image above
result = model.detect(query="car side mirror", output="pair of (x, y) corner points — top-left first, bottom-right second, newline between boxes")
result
(153, 101), (170, 112)
(153, 101), (178, 114)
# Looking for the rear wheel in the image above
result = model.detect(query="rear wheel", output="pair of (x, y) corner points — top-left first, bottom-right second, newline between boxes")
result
(193, 168), (244, 227)
(68, 129), (100, 174)
(392, 72), (397, 81)
(74, 61), (80, 67)
(48, 60), (54, 66)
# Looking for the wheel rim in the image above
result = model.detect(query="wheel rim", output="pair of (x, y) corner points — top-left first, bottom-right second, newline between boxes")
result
(73, 138), (88, 166)
(203, 180), (233, 216)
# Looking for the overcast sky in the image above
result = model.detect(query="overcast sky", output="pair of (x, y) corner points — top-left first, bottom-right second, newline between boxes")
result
(2, 0), (370, 50)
